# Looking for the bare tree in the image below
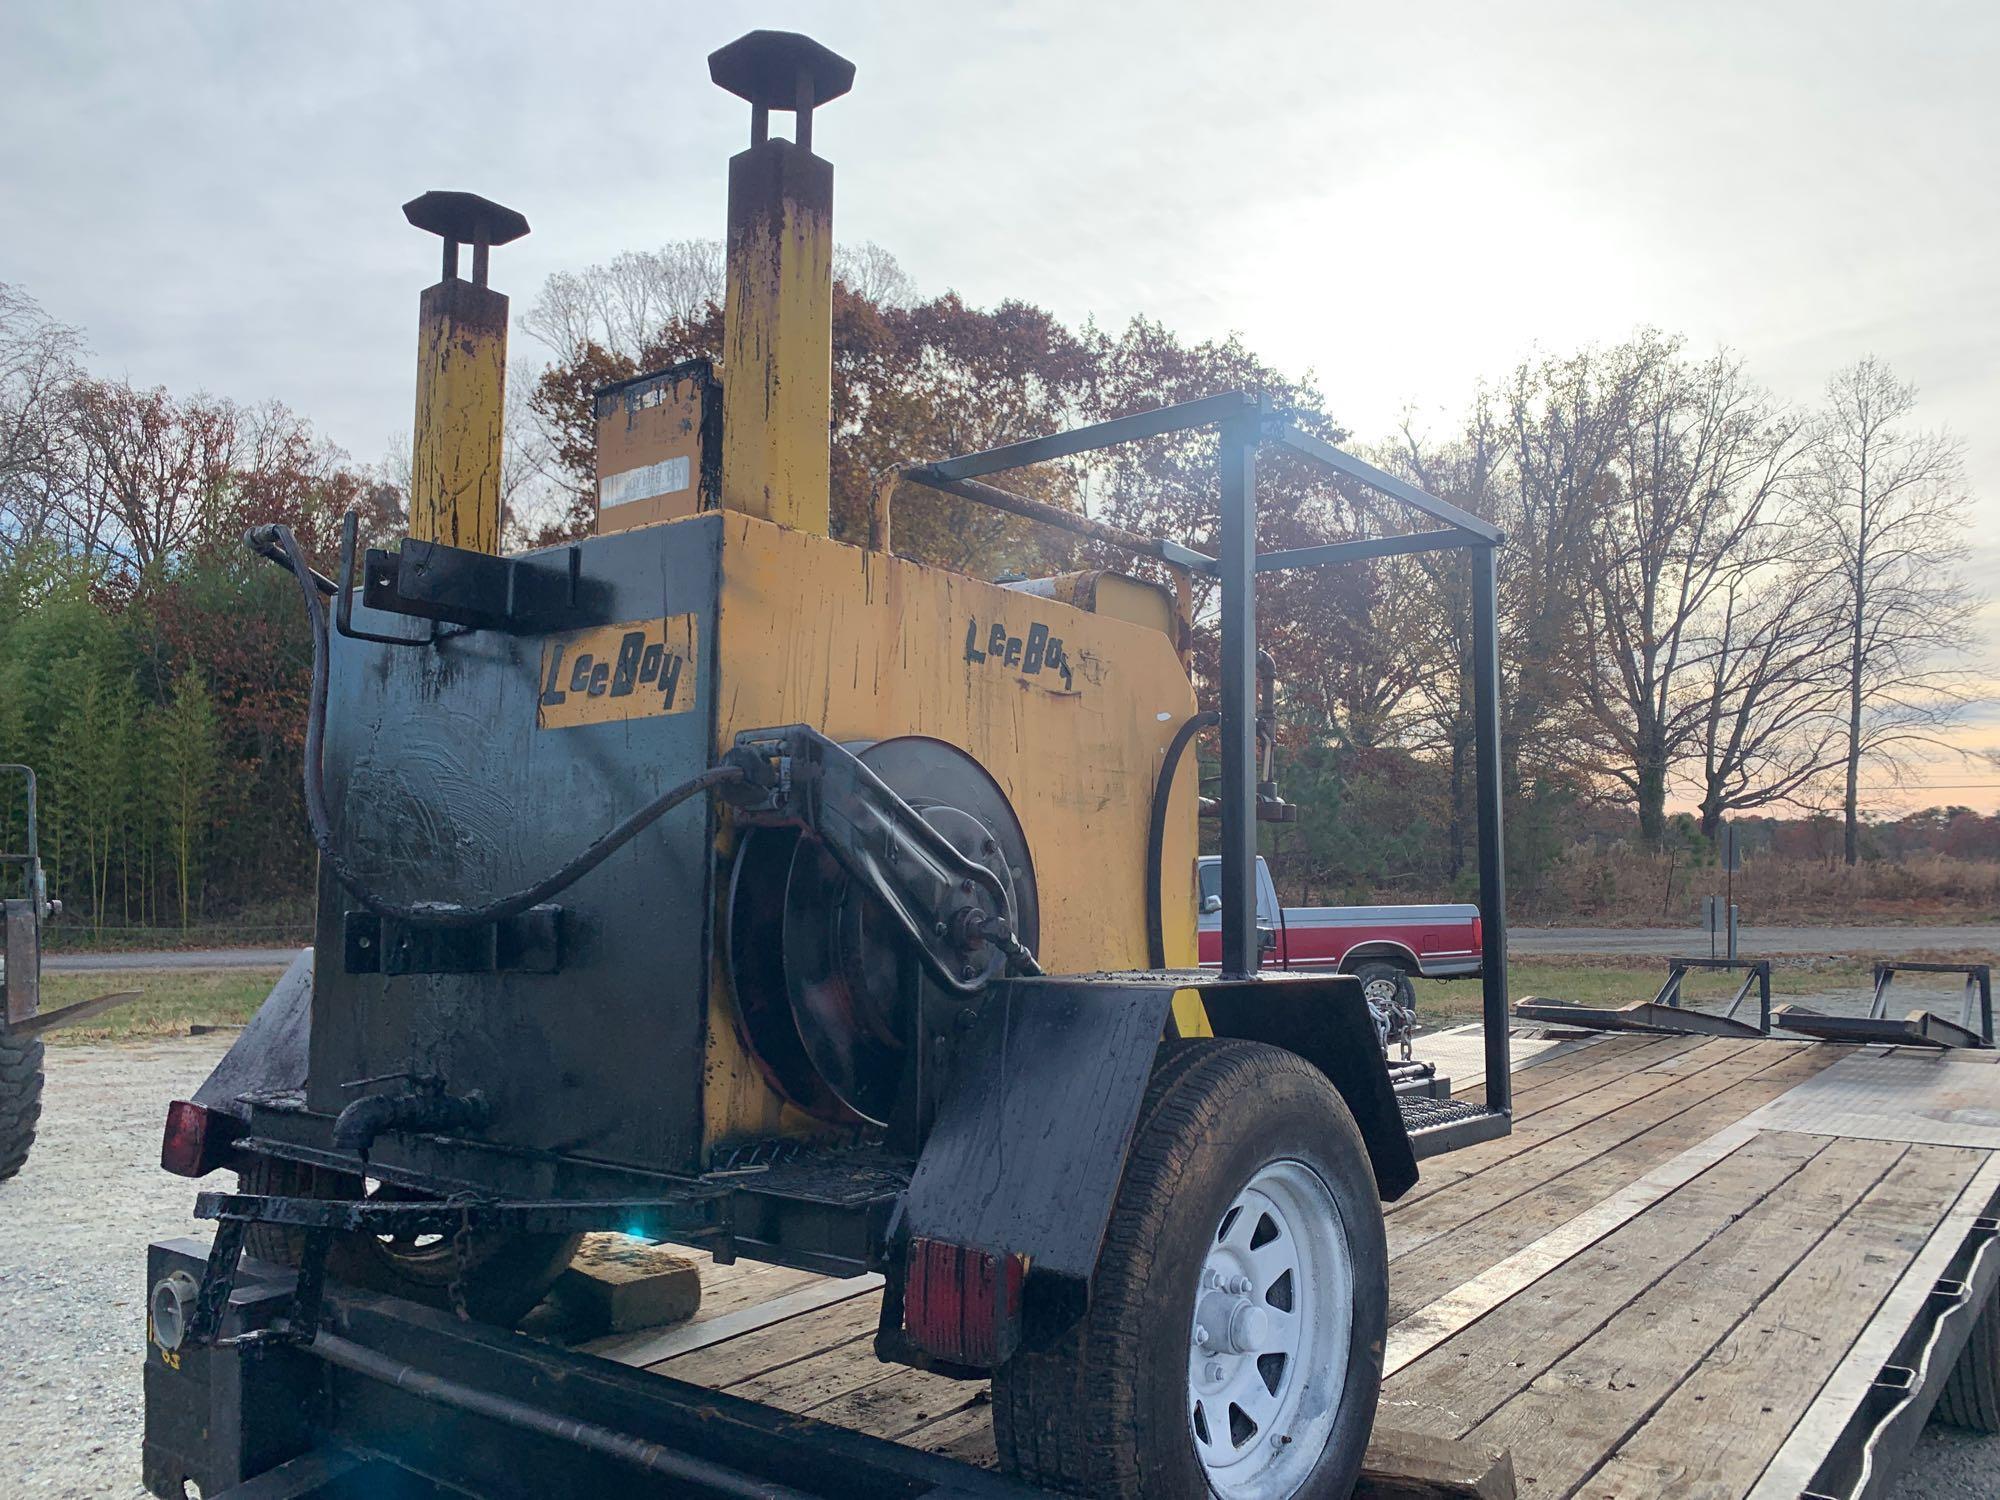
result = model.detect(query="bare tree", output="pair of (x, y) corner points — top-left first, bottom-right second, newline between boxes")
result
(1682, 549), (1849, 835)
(1804, 358), (1981, 864)
(1577, 343), (1810, 845)
(518, 239), (913, 362)
(57, 379), (240, 570)
(0, 283), (85, 553)
(519, 242), (724, 361)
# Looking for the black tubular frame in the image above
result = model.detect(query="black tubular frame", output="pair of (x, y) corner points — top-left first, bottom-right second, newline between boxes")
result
(903, 391), (1513, 1113)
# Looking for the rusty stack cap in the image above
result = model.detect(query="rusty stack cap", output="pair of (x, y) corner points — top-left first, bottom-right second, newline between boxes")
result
(402, 191), (530, 247)
(708, 30), (855, 110)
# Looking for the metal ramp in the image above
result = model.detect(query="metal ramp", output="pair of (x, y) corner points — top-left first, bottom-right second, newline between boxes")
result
(1776, 961), (1993, 1050)
(1514, 957), (1771, 1039)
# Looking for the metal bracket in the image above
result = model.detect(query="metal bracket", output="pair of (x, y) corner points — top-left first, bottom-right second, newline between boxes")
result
(342, 905), (563, 975)
(350, 519), (602, 636)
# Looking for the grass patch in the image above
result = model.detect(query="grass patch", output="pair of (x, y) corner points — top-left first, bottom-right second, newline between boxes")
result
(38, 968), (286, 1044)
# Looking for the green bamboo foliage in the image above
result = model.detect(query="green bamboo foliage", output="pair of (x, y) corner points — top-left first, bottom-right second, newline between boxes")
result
(156, 672), (220, 929)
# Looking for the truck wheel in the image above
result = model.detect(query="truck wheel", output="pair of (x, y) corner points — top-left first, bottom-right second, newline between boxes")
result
(238, 1155), (581, 1327)
(1936, 1298), (2000, 1433)
(0, 1033), (44, 1183)
(1350, 960), (1417, 1049)
(992, 1040), (1386, 1499)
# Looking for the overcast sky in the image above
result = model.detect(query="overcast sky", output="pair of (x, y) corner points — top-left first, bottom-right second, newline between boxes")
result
(4, 0), (1995, 810)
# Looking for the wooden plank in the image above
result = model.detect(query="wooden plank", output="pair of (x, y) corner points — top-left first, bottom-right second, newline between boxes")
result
(586, 1264), (848, 1366)
(1462, 1134), (1910, 1499)
(902, 1407), (1522, 1497)
(1396, 1038), (1736, 1211)
(1385, 1041), (1789, 1266)
(730, 1330), (907, 1411)
(1748, 1148), (2000, 1498)
(797, 1363), (988, 1441)
(1359, 1429), (1517, 1499)
(1379, 1129), (1837, 1441)
(1587, 1141), (1986, 1499)
(1386, 1045), (1845, 1318)
(1467, 1031), (1630, 1092)
(1471, 1034), (1708, 1116)
(904, 1397), (1000, 1465)
(1385, 1113), (1767, 1375)
(1411, 1026), (1575, 1096)
(649, 1287), (883, 1385)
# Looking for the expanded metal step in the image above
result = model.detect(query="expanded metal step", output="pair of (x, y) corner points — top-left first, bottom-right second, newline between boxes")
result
(1400, 1096), (1510, 1159)
(1774, 1005), (1991, 1050)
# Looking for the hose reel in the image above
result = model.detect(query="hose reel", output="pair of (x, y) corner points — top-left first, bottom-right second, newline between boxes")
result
(723, 730), (1039, 1125)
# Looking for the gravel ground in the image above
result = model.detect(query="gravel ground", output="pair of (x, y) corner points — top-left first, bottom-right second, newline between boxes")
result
(0, 1037), (230, 1499)
(1, 1038), (1994, 1497)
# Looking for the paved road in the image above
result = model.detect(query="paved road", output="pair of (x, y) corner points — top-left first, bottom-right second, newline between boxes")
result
(1510, 924), (1999, 957)
(44, 946), (304, 973)
(44, 926), (1998, 973)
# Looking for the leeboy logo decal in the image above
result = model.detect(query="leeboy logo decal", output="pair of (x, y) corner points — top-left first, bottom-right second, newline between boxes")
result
(538, 614), (698, 729)
(965, 615), (1074, 691)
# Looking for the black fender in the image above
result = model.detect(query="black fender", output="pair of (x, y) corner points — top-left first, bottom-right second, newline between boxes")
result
(891, 970), (1413, 1367)
(193, 948), (313, 1123)
(1197, 971), (1418, 1201)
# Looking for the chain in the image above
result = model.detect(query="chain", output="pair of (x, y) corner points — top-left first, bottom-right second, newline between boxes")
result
(445, 1192), (477, 1322)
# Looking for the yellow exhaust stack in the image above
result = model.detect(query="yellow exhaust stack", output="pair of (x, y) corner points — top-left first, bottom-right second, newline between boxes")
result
(401, 190), (529, 555)
(708, 32), (853, 537)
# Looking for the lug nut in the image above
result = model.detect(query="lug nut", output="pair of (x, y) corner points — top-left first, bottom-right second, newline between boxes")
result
(1205, 1361), (1225, 1382)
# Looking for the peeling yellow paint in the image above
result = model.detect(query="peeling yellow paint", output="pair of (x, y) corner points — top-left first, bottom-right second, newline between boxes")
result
(720, 154), (833, 536)
(409, 280), (506, 554)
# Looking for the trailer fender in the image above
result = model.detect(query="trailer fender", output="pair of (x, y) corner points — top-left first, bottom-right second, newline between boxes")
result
(192, 948), (313, 1123)
(1198, 972), (1419, 1202)
(895, 973), (1413, 1367)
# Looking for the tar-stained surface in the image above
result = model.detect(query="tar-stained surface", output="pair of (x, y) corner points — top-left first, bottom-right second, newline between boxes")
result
(306, 516), (724, 1175)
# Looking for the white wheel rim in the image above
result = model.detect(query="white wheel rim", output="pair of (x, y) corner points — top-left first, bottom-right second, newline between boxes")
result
(1188, 1159), (1352, 1499)
(1361, 976), (1399, 1008)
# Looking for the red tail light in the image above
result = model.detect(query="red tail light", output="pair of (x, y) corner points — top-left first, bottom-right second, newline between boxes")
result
(902, 1237), (1024, 1367)
(160, 1099), (238, 1178)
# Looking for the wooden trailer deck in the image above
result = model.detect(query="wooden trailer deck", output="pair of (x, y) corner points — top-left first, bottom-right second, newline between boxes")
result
(583, 1029), (2000, 1498)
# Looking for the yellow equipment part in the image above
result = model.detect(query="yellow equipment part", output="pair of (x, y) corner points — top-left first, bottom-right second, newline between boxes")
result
(700, 511), (1201, 1146)
(408, 278), (507, 554)
(720, 148), (834, 536)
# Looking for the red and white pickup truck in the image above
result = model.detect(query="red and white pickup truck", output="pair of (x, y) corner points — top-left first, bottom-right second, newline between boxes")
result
(1195, 855), (1482, 1042)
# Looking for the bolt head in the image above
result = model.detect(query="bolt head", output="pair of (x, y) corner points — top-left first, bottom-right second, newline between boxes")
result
(1194, 1324), (1210, 1347)
(1205, 1361), (1226, 1383)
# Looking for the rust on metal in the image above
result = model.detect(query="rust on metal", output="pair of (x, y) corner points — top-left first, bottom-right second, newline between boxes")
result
(402, 191), (527, 554)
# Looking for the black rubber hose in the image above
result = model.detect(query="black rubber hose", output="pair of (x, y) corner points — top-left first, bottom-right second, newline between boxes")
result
(252, 524), (745, 930)
(1146, 710), (1219, 969)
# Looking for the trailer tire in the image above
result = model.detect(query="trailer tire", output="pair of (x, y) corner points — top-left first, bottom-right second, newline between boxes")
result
(237, 1155), (581, 1327)
(0, 1034), (44, 1183)
(1937, 1297), (2000, 1433)
(992, 1039), (1386, 1499)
